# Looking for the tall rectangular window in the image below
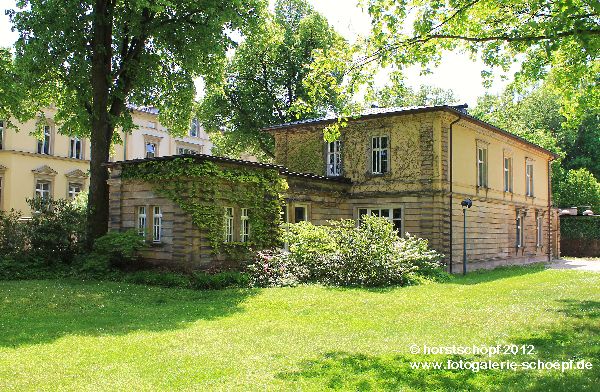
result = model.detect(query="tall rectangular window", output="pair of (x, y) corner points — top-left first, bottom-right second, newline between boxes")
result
(145, 142), (156, 158)
(224, 207), (234, 242)
(69, 137), (83, 159)
(358, 207), (403, 234)
(37, 126), (51, 155)
(477, 147), (488, 187)
(0, 120), (4, 150)
(526, 162), (534, 196)
(240, 208), (250, 242)
(536, 214), (543, 248)
(503, 157), (513, 192)
(177, 147), (198, 155)
(153, 206), (162, 243)
(327, 140), (341, 177)
(137, 206), (147, 237)
(35, 180), (51, 200)
(68, 183), (82, 199)
(190, 118), (199, 137)
(371, 136), (389, 174)
(516, 215), (523, 248)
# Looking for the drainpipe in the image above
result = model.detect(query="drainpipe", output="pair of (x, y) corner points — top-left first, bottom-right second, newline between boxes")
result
(547, 159), (553, 262)
(448, 113), (462, 274)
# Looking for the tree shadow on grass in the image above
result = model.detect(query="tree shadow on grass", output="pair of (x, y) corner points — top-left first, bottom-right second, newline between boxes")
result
(0, 279), (259, 348)
(278, 299), (600, 391)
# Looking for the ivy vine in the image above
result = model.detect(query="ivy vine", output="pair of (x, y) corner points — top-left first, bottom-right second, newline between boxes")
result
(121, 158), (288, 258)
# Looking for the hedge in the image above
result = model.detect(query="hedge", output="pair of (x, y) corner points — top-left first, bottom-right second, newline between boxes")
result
(560, 216), (600, 240)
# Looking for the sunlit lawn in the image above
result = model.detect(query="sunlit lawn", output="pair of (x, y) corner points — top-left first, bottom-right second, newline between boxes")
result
(1, 265), (598, 391)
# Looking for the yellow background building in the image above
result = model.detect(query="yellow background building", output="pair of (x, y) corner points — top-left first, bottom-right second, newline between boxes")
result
(0, 107), (212, 216)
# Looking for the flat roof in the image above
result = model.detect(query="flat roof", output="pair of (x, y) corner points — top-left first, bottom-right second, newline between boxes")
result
(263, 105), (558, 159)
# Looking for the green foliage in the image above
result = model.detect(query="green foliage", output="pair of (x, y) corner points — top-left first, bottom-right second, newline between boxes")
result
(191, 271), (250, 290)
(247, 216), (446, 287)
(199, 0), (348, 158)
(123, 270), (250, 290)
(93, 230), (146, 265)
(121, 158), (287, 256)
(24, 197), (88, 264)
(560, 216), (600, 240)
(554, 168), (600, 211)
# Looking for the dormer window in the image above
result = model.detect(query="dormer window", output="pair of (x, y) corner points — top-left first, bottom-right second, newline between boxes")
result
(326, 140), (341, 176)
(190, 118), (199, 137)
(371, 136), (388, 174)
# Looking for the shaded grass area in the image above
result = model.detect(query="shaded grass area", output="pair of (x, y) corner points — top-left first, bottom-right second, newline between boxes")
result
(0, 266), (598, 391)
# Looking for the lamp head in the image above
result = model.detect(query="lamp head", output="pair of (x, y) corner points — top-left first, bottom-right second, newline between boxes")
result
(461, 198), (473, 208)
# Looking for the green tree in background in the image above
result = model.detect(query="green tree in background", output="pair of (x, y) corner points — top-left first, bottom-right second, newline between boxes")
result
(6, 0), (265, 244)
(554, 168), (600, 211)
(199, 0), (348, 159)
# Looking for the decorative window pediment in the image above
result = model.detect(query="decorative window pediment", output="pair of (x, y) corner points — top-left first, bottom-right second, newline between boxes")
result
(32, 165), (57, 176)
(65, 169), (89, 179)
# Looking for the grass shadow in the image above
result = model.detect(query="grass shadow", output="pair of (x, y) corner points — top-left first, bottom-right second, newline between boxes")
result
(448, 263), (547, 285)
(0, 279), (259, 348)
(278, 299), (599, 390)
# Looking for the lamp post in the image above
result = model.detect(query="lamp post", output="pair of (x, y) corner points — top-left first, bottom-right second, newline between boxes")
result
(460, 198), (472, 275)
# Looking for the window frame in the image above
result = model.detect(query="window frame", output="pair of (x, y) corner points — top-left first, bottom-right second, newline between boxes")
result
(35, 180), (51, 200)
(37, 125), (52, 155)
(326, 140), (342, 177)
(503, 156), (513, 192)
(137, 206), (147, 238)
(293, 204), (309, 223)
(240, 208), (250, 242)
(224, 207), (234, 243)
(357, 206), (404, 235)
(67, 182), (83, 200)
(371, 135), (389, 174)
(189, 118), (199, 137)
(0, 120), (4, 150)
(152, 206), (162, 243)
(516, 214), (524, 248)
(69, 137), (83, 159)
(536, 213), (543, 248)
(526, 161), (534, 197)
(477, 146), (488, 188)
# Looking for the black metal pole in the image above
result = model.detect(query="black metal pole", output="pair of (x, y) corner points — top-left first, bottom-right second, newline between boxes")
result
(463, 208), (467, 275)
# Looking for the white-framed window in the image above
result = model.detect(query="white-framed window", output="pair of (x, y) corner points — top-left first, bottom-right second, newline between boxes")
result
(477, 146), (488, 187)
(190, 118), (199, 137)
(293, 204), (308, 223)
(69, 137), (83, 159)
(68, 183), (82, 199)
(516, 214), (523, 248)
(137, 206), (147, 237)
(536, 214), (543, 248)
(37, 125), (51, 155)
(224, 207), (234, 242)
(0, 120), (4, 150)
(358, 207), (403, 234)
(526, 162), (534, 196)
(327, 140), (341, 177)
(240, 208), (250, 242)
(371, 136), (389, 174)
(503, 157), (513, 192)
(35, 180), (51, 200)
(145, 142), (157, 158)
(153, 206), (162, 243)
(177, 147), (198, 155)
(147, 121), (157, 129)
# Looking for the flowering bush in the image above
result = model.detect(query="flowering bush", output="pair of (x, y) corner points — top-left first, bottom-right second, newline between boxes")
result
(246, 216), (446, 287)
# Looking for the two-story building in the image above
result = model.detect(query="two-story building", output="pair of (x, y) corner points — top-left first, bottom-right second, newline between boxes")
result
(0, 106), (212, 216)
(106, 105), (560, 272)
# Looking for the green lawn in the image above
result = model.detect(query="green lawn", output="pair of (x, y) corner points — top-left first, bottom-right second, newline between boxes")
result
(1, 266), (598, 391)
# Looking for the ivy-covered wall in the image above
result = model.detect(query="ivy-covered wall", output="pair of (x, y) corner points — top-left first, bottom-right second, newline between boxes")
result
(560, 216), (600, 257)
(119, 157), (288, 262)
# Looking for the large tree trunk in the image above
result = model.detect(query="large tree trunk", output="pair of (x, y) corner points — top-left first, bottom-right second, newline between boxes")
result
(86, 0), (114, 248)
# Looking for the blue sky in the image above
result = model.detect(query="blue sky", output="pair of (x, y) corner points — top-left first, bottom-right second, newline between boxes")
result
(0, 0), (514, 107)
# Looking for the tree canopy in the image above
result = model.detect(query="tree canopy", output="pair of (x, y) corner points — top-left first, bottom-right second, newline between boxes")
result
(7, 0), (265, 242)
(199, 0), (347, 159)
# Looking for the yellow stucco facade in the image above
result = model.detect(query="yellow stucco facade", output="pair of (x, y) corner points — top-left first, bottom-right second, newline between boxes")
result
(0, 107), (212, 217)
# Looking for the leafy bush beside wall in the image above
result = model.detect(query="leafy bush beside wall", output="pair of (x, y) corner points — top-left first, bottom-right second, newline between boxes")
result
(246, 216), (446, 287)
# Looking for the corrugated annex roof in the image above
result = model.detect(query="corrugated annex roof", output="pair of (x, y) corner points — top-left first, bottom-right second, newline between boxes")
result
(106, 153), (352, 184)
(263, 104), (558, 159)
